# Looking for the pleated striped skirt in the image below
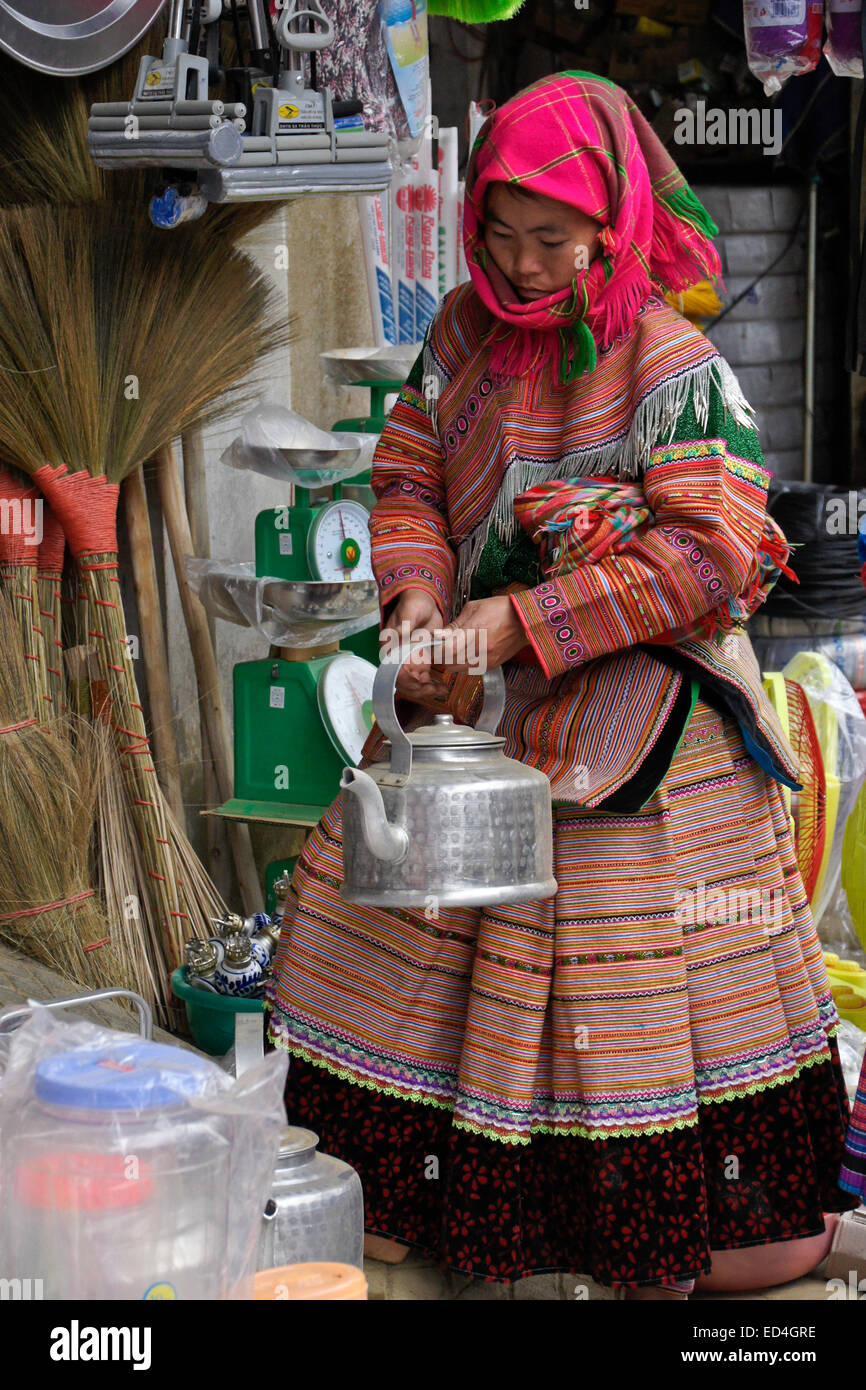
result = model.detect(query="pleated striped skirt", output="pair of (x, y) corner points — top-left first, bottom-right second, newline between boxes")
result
(267, 697), (856, 1283)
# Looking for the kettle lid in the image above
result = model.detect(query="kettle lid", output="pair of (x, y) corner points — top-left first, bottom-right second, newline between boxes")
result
(400, 713), (505, 750)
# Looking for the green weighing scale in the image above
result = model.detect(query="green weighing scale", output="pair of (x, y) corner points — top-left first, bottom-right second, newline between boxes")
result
(229, 441), (379, 827)
(254, 372), (403, 668)
(219, 350), (415, 829)
(320, 349), (413, 665)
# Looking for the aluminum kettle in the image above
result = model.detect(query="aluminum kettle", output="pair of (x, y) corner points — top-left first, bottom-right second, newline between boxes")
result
(340, 641), (557, 908)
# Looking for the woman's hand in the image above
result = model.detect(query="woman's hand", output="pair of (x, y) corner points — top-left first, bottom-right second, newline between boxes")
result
(438, 595), (530, 674)
(380, 588), (449, 703)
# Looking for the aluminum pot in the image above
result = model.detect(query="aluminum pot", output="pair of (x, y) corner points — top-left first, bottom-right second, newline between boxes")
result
(256, 1127), (364, 1272)
(340, 641), (557, 908)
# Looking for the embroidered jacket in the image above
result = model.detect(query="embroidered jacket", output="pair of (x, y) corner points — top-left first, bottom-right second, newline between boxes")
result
(368, 285), (799, 806)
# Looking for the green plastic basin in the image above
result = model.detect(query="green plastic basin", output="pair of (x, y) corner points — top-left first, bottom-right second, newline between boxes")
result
(171, 966), (265, 1056)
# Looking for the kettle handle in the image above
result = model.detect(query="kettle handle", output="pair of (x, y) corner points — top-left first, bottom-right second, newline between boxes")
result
(372, 638), (506, 779)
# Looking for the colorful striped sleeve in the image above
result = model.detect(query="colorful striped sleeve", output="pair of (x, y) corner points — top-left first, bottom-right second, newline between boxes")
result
(369, 341), (456, 622)
(509, 379), (772, 679)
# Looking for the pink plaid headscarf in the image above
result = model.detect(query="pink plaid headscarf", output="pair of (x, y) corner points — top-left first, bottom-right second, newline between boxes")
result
(463, 70), (723, 383)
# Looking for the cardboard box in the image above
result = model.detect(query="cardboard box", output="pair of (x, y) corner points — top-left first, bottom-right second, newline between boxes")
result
(608, 35), (689, 83)
(616, 0), (710, 25)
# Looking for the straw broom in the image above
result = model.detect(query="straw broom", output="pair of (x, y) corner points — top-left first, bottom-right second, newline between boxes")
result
(0, 32), (288, 964)
(0, 464), (50, 717)
(36, 504), (68, 718)
(62, 636), (188, 1024)
(0, 593), (117, 992)
(90, 712), (175, 1022)
(0, 31), (287, 894)
(0, 201), (287, 977)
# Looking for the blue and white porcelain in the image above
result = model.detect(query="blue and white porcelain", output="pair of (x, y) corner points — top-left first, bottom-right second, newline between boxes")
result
(212, 932), (270, 998)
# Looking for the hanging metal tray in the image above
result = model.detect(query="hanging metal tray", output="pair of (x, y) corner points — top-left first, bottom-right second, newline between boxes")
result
(0, 0), (164, 77)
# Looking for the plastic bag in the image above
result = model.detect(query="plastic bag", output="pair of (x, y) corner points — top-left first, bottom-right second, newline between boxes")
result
(0, 1007), (287, 1300)
(220, 404), (376, 487)
(753, 631), (866, 688)
(186, 559), (379, 647)
(744, 0), (825, 95)
(750, 613), (866, 638)
(782, 650), (866, 927)
(824, 0), (864, 76)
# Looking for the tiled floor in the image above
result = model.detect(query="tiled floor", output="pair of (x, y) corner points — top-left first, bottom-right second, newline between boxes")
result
(364, 1249), (853, 1301)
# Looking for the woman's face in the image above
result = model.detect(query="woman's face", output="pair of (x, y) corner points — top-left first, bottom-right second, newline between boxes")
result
(483, 183), (602, 303)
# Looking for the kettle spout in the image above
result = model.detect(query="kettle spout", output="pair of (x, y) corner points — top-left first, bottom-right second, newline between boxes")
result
(340, 769), (409, 864)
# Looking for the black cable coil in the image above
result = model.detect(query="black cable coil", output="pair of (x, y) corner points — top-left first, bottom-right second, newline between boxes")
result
(763, 480), (866, 621)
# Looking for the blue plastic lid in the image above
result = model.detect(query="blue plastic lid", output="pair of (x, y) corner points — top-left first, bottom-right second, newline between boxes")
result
(34, 1041), (216, 1112)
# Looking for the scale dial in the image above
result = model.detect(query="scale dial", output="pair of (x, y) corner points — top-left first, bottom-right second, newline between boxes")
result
(306, 499), (373, 582)
(317, 654), (377, 765)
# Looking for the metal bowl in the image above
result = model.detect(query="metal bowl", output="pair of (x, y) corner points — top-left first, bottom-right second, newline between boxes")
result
(192, 566), (379, 642)
(320, 346), (420, 386)
(261, 578), (379, 623)
(0, 0), (164, 75)
(241, 440), (376, 487)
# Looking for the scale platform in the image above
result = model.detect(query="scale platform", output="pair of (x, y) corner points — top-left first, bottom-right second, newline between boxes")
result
(204, 799), (327, 828)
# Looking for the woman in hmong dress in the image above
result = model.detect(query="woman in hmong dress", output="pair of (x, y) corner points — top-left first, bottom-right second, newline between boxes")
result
(267, 72), (858, 1297)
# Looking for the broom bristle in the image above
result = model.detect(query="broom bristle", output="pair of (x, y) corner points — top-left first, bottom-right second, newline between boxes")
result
(0, 40), (156, 209)
(0, 593), (117, 991)
(0, 201), (293, 482)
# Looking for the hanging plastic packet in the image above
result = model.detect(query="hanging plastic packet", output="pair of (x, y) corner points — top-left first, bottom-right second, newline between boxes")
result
(380, 0), (430, 140)
(413, 113), (440, 338)
(824, 0), (864, 76)
(744, 0), (825, 95)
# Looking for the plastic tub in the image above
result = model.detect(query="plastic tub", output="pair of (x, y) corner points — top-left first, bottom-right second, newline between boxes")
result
(171, 967), (265, 1056)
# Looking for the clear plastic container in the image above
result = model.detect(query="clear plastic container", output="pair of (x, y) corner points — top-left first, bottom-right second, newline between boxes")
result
(4, 1040), (234, 1300)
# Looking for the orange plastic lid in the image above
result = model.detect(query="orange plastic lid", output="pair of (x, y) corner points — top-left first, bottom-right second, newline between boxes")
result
(253, 1263), (368, 1301)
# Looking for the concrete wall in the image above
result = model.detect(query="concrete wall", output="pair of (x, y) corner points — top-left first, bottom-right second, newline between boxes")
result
(699, 182), (849, 485)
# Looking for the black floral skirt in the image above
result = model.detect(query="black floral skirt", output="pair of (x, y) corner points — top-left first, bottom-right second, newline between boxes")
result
(282, 1041), (857, 1287)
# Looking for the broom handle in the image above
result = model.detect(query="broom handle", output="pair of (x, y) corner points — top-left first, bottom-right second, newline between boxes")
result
(124, 467), (185, 823)
(181, 425), (232, 901)
(153, 442), (264, 914)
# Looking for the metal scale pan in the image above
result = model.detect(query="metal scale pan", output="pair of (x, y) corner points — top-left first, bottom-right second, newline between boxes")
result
(235, 440), (378, 488)
(0, 0), (165, 76)
(320, 346), (422, 386)
(192, 565), (378, 639)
